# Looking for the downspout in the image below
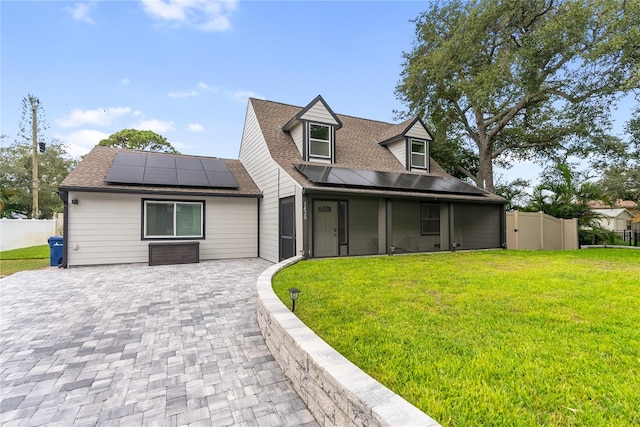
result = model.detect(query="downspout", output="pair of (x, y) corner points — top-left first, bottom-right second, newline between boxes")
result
(256, 198), (260, 258)
(58, 189), (69, 268)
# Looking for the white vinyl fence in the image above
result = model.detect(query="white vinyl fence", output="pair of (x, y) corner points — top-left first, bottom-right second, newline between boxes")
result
(0, 218), (58, 252)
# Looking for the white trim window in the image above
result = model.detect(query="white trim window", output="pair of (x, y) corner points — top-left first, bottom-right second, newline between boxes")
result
(421, 203), (440, 235)
(410, 138), (427, 170)
(308, 123), (332, 159)
(144, 200), (204, 238)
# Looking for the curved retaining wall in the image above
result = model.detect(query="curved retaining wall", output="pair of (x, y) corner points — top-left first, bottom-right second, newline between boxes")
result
(256, 256), (441, 427)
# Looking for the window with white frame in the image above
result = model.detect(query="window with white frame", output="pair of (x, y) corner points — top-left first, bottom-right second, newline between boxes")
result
(421, 203), (440, 235)
(308, 123), (332, 159)
(143, 200), (204, 239)
(410, 138), (427, 169)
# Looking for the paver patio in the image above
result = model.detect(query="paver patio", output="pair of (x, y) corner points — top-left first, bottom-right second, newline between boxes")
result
(0, 259), (318, 426)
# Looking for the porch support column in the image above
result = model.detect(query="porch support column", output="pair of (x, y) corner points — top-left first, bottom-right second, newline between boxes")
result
(500, 205), (507, 249)
(302, 192), (310, 258)
(385, 199), (393, 254)
(440, 203), (450, 251)
(449, 202), (456, 251)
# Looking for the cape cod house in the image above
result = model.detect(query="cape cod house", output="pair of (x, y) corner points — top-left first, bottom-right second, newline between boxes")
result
(58, 95), (506, 267)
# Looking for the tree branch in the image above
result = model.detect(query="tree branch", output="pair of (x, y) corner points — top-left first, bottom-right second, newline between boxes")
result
(486, 95), (531, 140)
(492, 141), (545, 158)
(455, 164), (477, 182)
(451, 99), (479, 143)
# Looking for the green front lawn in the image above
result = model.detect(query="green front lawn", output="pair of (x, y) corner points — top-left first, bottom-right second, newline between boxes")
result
(273, 249), (640, 426)
(0, 245), (50, 277)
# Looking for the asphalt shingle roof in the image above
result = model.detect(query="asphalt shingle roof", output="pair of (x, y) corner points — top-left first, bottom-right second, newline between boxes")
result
(249, 98), (505, 203)
(60, 145), (262, 197)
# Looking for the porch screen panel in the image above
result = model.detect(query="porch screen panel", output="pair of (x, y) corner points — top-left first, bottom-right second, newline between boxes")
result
(348, 199), (378, 255)
(391, 200), (441, 253)
(452, 204), (501, 249)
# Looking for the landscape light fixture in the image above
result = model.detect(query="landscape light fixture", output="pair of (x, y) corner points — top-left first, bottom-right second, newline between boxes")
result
(288, 288), (300, 313)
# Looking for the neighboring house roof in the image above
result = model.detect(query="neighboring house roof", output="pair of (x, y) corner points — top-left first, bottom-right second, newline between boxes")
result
(59, 146), (262, 197)
(588, 199), (638, 210)
(592, 208), (634, 219)
(249, 98), (505, 203)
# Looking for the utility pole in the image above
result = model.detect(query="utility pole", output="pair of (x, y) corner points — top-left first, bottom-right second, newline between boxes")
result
(31, 97), (39, 219)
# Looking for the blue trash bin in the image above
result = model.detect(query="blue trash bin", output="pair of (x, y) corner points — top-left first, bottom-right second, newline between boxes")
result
(48, 236), (64, 267)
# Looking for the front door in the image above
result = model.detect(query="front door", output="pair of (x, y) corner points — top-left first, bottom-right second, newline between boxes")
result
(314, 201), (338, 257)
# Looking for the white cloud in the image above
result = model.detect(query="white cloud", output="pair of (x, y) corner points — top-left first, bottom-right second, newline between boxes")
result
(198, 82), (216, 92)
(57, 129), (109, 158)
(56, 107), (132, 128)
(168, 90), (198, 98)
(139, 0), (238, 32)
(67, 2), (96, 24)
(232, 90), (263, 102)
(132, 119), (175, 133)
(121, 77), (130, 85)
(187, 123), (204, 132)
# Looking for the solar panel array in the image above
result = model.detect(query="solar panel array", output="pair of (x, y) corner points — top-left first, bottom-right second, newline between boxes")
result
(295, 164), (487, 196)
(105, 152), (239, 189)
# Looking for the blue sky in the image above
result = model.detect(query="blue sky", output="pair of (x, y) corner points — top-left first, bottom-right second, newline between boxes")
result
(1, 1), (634, 184)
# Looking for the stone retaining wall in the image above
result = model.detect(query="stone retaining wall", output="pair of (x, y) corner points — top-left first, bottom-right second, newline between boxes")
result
(256, 256), (440, 427)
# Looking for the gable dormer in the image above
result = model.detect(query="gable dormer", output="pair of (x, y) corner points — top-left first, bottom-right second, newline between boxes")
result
(378, 117), (433, 172)
(282, 95), (343, 163)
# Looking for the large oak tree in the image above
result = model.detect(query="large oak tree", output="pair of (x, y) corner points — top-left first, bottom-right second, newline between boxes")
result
(396, 0), (639, 192)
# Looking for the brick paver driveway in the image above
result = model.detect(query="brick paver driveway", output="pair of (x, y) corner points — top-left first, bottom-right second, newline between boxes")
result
(0, 259), (317, 426)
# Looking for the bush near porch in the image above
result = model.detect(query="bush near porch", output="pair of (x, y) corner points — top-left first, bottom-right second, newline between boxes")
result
(272, 250), (640, 426)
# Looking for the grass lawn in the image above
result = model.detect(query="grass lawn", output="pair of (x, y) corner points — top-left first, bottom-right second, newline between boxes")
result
(0, 245), (50, 278)
(272, 249), (640, 426)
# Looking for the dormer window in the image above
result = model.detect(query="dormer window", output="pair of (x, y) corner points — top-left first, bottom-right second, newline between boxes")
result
(410, 138), (427, 170)
(378, 117), (432, 172)
(308, 123), (332, 160)
(282, 96), (342, 163)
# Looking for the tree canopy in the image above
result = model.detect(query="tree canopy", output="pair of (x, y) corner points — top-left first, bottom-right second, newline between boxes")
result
(0, 95), (77, 219)
(396, 0), (639, 192)
(597, 107), (640, 203)
(0, 139), (77, 219)
(99, 129), (179, 153)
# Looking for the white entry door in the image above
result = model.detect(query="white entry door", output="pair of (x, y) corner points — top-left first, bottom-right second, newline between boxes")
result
(314, 201), (338, 257)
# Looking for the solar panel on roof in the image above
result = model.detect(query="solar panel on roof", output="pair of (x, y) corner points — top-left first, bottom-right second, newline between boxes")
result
(143, 167), (178, 186)
(111, 152), (147, 167)
(205, 171), (239, 188)
(105, 164), (145, 184)
(104, 152), (239, 189)
(295, 164), (487, 196)
(177, 169), (209, 186)
(175, 157), (204, 170)
(146, 155), (175, 168)
(201, 158), (229, 172)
